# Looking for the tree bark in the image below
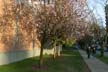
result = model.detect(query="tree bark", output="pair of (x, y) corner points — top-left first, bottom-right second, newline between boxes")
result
(100, 41), (104, 57)
(53, 44), (62, 59)
(53, 46), (57, 59)
(39, 46), (44, 67)
(58, 45), (62, 56)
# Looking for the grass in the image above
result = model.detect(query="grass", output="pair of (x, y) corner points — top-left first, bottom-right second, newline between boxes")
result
(0, 49), (90, 72)
(96, 54), (108, 64)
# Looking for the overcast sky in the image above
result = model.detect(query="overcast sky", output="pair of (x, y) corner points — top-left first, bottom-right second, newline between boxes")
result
(87, 0), (106, 27)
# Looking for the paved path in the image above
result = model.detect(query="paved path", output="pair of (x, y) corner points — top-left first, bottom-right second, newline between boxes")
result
(79, 50), (108, 72)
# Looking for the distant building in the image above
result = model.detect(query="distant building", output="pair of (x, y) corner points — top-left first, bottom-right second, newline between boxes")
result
(105, 5), (108, 26)
(105, 5), (108, 34)
(105, 5), (108, 43)
(106, 16), (108, 25)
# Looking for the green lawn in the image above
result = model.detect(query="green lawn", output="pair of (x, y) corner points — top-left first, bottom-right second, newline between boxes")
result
(0, 50), (90, 72)
(96, 54), (108, 64)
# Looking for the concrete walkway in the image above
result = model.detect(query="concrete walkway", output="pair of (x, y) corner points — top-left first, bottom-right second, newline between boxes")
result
(79, 50), (108, 72)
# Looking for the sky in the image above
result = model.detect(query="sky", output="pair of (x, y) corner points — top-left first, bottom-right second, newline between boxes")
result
(87, 0), (106, 27)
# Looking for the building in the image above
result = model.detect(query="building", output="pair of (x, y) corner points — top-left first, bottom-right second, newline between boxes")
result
(105, 5), (108, 27)
(105, 5), (108, 45)
(0, 0), (87, 65)
(0, 0), (54, 65)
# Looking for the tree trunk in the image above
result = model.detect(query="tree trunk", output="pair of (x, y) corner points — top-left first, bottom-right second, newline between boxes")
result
(53, 44), (62, 59)
(53, 46), (57, 59)
(32, 31), (35, 57)
(58, 45), (62, 56)
(39, 46), (44, 67)
(32, 39), (35, 57)
(100, 41), (104, 57)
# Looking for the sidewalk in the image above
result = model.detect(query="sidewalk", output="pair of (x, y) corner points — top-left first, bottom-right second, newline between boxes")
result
(79, 50), (108, 72)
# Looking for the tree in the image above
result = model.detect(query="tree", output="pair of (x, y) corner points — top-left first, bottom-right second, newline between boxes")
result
(0, 0), (96, 67)
(35, 0), (96, 66)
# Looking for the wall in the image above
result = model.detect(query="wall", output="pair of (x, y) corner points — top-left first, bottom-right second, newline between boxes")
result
(0, 0), (4, 15)
(0, 0), (56, 65)
(0, 48), (54, 65)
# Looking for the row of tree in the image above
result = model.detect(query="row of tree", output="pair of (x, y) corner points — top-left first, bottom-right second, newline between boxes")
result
(0, 0), (100, 66)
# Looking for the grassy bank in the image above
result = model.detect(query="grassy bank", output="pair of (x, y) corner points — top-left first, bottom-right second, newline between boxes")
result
(96, 55), (108, 64)
(0, 49), (90, 72)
